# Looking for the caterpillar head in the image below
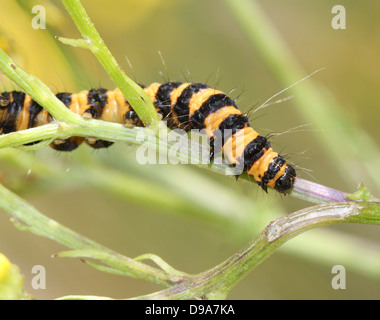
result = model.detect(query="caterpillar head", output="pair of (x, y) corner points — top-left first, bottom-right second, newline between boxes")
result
(274, 164), (296, 194)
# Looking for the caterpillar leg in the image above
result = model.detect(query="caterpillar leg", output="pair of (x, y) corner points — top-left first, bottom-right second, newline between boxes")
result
(208, 137), (215, 162)
(50, 137), (84, 151)
(85, 137), (114, 149)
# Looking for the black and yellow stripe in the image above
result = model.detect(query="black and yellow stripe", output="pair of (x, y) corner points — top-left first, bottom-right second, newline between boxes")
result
(0, 82), (296, 193)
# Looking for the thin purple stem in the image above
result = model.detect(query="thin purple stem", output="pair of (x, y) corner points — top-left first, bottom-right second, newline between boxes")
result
(291, 178), (351, 204)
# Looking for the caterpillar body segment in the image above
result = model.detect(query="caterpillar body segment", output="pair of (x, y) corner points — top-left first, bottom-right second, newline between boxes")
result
(0, 82), (296, 193)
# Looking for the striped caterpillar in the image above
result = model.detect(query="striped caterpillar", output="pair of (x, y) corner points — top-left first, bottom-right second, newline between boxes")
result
(0, 82), (296, 193)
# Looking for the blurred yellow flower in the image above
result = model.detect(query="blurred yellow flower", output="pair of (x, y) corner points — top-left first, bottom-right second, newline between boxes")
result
(0, 253), (11, 281)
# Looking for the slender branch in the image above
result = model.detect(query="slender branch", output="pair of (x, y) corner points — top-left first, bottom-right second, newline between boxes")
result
(0, 183), (178, 286)
(0, 111), (365, 206)
(130, 200), (380, 299)
(0, 49), (82, 124)
(291, 178), (352, 203)
(60, 0), (160, 128)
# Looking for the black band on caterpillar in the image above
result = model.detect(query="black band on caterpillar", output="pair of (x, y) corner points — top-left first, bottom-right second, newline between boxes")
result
(172, 83), (209, 129)
(0, 83), (296, 193)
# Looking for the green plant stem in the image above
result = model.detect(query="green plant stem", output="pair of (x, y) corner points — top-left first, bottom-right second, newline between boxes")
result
(0, 116), (361, 206)
(131, 201), (380, 299)
(0, 1), (160, 129)
(223, 0), (380, 193)
(5, 146), (380, 286)
(2, 165), (379, 300)
(0, 49), (82, 124)
(60, 0), (160, 128)
(0, 182), (179, 286)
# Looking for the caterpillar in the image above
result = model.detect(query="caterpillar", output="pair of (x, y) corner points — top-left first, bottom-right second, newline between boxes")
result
(0, 82), (296, 193)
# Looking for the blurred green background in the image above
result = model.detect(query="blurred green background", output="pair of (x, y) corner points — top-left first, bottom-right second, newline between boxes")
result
(0, 0), (380, 299)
